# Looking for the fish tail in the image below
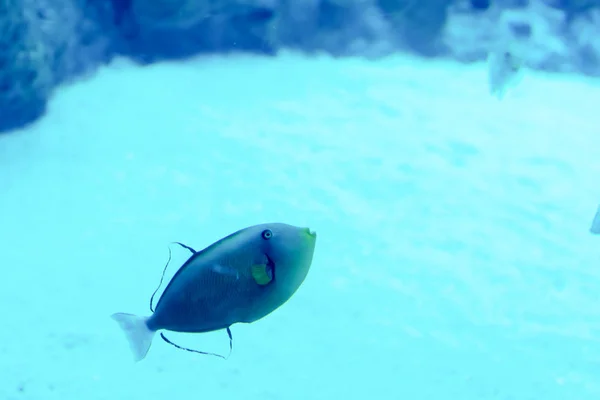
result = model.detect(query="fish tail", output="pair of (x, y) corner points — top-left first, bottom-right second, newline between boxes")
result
(111, 312), (156, 362)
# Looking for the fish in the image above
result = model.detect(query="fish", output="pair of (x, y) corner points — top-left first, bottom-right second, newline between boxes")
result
(590, 204), (600, 234)
(487, 43), (525, 100)
(111, 222), (317, 362)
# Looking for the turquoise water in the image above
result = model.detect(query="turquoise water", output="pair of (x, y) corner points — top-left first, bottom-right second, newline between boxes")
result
(1, 52), (599, 399)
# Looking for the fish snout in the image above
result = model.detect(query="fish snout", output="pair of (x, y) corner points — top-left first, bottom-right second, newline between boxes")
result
(303, 227), (317, 239)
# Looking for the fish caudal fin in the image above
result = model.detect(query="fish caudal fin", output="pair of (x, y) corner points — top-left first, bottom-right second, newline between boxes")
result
(111, 313), (155, 362)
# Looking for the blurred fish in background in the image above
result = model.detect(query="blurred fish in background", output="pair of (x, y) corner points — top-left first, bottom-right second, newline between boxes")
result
(590, 204), (600, 234)
(470, 0), (528, 99)
(487, 43), (525, 99)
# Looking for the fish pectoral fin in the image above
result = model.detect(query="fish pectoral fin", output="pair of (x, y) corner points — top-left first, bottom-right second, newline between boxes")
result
(251, 264), (273, 286)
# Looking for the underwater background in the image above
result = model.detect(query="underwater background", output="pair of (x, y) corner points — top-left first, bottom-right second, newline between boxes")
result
(1, 0), (600, 399)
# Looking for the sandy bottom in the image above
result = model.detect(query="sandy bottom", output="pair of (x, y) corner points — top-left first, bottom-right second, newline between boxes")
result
(1, 51), (599, 399)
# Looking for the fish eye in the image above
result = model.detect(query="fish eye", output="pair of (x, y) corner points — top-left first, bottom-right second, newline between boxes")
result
(261, 229), (273, 240)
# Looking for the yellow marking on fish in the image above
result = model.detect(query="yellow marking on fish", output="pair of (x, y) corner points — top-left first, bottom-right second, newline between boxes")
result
(251, 264), (272, 285)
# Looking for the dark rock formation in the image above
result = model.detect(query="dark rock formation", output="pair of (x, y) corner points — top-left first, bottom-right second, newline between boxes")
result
(114, 0), (280, 63)
(377, 0), (452, 56)
(271, 0), (391, 57)
(545, 0), (600, 22)
(0, 0), (116, 133)
(0, 0), (53, 133)
(28, 0), (114, 84)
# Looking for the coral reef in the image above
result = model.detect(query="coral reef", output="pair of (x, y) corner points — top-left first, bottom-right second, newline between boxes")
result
(444, 0), (600, 75)
(1, 0), (600, 133)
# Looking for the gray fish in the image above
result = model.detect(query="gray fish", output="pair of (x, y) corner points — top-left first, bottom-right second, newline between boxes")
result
(591, 204), (600, 235)
(112, 222), (317, 361)
(487, 45), (524, 100)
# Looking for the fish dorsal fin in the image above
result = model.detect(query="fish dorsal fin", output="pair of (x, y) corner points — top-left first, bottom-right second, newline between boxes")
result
(149, 246), (173, 312)
(251, 264), (273, 286)
(149, 241), (198, 312)
(173, 242), (197, 254)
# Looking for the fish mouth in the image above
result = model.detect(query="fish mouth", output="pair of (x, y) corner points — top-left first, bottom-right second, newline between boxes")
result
(304, 227), (317, 238)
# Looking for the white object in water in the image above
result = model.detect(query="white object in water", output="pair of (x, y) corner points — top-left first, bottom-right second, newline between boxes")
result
(590, 204), (600, 235)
